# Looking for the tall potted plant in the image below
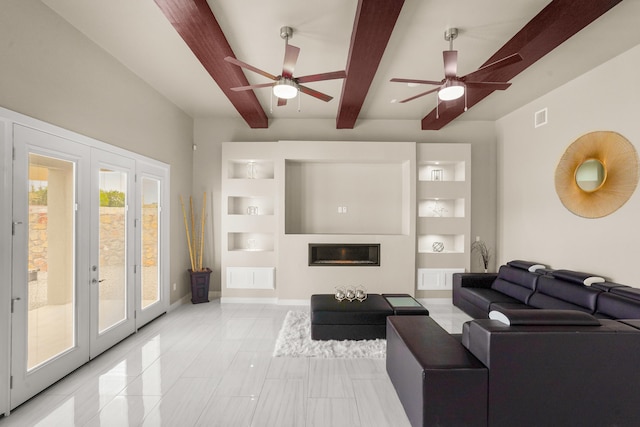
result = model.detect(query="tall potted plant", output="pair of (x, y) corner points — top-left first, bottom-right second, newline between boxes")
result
(181, 193), (211, 303)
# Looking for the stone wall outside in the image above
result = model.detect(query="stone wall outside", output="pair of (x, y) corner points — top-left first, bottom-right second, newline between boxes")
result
(28, 206), (159, 272)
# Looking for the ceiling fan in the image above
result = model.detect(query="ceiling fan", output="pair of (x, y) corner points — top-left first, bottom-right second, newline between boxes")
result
(391, 28), (522, 107)
(224, 26), (346, 107)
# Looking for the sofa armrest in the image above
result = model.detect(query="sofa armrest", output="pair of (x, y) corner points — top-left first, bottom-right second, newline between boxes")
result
(452, 273), (499, 312)
(453, 272), (498, 290)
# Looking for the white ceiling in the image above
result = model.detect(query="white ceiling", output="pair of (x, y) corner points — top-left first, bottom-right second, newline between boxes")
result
(41, 0), (640, 125)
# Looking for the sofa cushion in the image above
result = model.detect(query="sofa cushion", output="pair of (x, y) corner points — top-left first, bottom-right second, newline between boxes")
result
(618, 319), (640, 330)
(459, 288), (521, 313)
(489, 302), (536, 312)
(528, 275), (601, 313)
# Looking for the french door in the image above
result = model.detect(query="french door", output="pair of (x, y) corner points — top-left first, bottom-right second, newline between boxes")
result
(135, 162), (167, 327)
(10, 125), (166, 409)
(89, 149), (136, 358)
(10, 125), (92, 408)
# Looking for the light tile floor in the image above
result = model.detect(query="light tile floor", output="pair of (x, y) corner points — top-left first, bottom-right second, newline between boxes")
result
(0, 299), (471, 426)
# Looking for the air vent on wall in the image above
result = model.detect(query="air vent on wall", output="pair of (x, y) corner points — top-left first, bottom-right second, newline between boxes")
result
(534, 108), (548, 128)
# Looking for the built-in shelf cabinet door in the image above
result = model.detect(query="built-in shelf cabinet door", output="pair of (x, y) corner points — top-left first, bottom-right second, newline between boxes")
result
(417, 268), (465, 290)
(226, 267), (275, 289)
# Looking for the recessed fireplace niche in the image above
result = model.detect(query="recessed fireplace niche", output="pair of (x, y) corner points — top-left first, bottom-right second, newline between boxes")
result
(308, 244), (380, 266)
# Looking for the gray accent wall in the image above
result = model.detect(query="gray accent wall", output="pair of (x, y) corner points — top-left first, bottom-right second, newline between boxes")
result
(0, 0), (194, 304)
(496, 44), (640, 286)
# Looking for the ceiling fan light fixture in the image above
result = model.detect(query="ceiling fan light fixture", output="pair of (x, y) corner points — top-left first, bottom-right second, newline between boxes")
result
(438, 81), (465, 101)
(273, 78), (298, 99)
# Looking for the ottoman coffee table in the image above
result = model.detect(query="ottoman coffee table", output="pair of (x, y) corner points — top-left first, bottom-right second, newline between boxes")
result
(310, 293), (429, 340)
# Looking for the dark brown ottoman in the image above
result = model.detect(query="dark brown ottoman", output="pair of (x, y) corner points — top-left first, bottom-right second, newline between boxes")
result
(310, 294), (393, 340)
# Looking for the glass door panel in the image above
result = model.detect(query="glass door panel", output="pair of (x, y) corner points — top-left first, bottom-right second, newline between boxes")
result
(98, 168), (128, 332)
(89, 149), (135, 358)
(11, 124), (91, 410)
(27, 153), (76, 370)
(141, 177), (160, 309)
(135, 162), (168, 328)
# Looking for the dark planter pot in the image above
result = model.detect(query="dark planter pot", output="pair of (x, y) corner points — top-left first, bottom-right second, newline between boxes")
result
(189, 268), (212, 304)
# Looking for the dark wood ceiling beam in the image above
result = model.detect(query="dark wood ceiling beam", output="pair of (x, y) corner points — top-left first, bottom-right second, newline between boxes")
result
(336, 0), (405, 129)
(154, 0), (268, 128)
(421, 0), (622, 130)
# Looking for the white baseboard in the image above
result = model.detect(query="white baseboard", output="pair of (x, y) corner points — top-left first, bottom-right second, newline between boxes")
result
(219, 297), (310, 305)
(168, 294), (191, 311)
(220, 297), (279, 304)
(169, 291), (222, 311)
(276, 299), (310, 306)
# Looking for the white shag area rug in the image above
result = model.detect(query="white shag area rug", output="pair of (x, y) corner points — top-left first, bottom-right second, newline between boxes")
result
(273, 311), (386, 358)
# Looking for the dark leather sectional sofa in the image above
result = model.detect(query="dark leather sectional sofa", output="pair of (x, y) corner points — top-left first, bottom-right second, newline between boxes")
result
(453, 259), (640, 320)
(386, 260), (640, 427)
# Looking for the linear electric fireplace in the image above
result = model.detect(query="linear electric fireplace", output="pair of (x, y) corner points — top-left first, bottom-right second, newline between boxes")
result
(308, 243), (380, 266)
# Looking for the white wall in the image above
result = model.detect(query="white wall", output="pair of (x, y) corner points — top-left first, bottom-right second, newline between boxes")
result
(496, 43), (640, 285)
(194, 118), (498, 292)
(0, 0), (194, 303)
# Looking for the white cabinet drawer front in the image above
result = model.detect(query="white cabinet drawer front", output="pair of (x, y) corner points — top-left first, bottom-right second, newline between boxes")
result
(227, 267), (275, 289)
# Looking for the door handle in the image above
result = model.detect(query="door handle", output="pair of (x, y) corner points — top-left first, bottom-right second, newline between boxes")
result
(92, 279), (106, 284)
(12, 221), (23, 234)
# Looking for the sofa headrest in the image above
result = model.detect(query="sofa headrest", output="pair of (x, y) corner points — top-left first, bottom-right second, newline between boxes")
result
(551, 269), (605, 286)
(611, 286), (640, 302)
(489, 309), (601, 326)
(507, 260), (547, 273)
(590, 282), (630, 292)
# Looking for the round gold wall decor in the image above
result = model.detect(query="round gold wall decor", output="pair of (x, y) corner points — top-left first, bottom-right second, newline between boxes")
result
(555, 131), (639, 218)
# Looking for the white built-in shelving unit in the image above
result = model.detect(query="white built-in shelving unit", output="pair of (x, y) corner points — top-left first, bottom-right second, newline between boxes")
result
(416, 144), (471, 292)
(221, 143), (277, 292)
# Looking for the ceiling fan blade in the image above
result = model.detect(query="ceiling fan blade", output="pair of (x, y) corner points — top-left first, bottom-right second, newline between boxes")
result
(298, 85), (332, 102)
(463, 53), (522, 81)
(277, 97), (288, 107)
(282, 44), (300, 78)
(390, 78), (442, 85)
(465, 81), (512, 90)
(398, 87), (439, 103)
(443, 50), (458, 78)
(297, 70), (347, 84)
(230, 82), (275, 92)
(224, 56), (278, 81)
